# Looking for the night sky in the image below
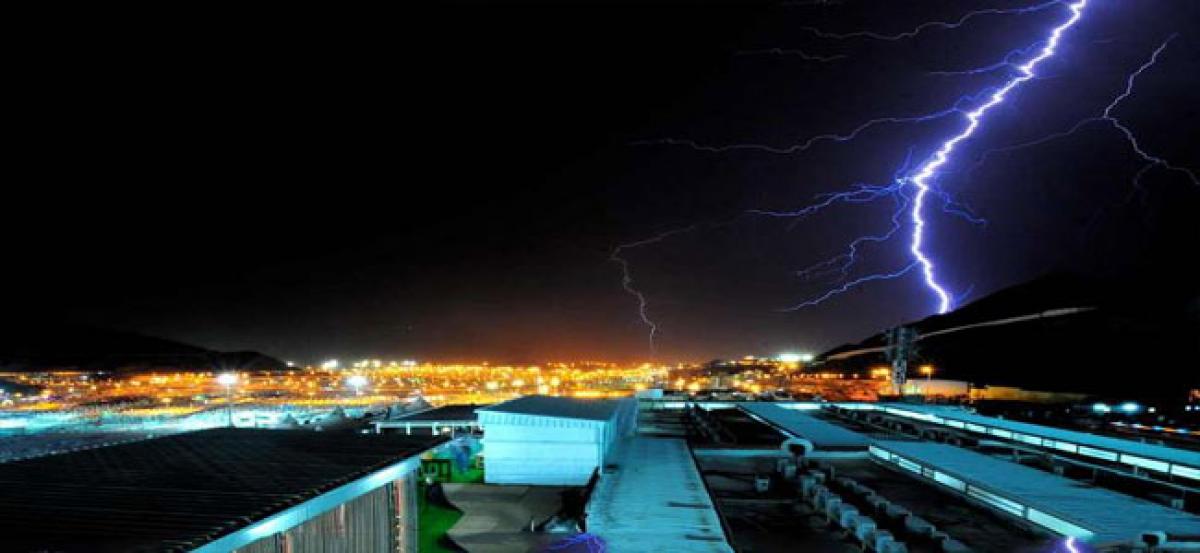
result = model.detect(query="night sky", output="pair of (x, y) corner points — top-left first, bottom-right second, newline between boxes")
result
(7, 1), (1198, 362)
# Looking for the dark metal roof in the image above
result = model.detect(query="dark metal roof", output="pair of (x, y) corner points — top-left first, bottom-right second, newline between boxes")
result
(396, 403), (486, 422)
(740, 404), (870, 449)
(477, 395), (625, 421)
(0, 428), (445, 552)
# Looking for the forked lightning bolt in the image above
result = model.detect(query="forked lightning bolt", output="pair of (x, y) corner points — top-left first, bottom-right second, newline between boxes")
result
(613, 0), (1191, 352)
(907, 0), (1089, 313)
(610, 225), (697, 353)
(800, 0), (1062, 41)
(964, 35), (1196, 191)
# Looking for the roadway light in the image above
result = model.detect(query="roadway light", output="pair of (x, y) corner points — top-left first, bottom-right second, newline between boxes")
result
(1119, 402), (1141, 414)
(1092, 402), (1111, 414)
(216, 373), (238, 427)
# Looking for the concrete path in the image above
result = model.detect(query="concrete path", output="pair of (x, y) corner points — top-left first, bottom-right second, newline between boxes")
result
(442, 483), (567, 553)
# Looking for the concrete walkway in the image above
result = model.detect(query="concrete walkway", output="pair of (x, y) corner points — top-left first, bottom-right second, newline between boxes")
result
(442, 484), (567, 553)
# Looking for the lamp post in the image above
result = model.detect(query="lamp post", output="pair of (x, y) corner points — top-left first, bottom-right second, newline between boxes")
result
(216, 372), (238, 427)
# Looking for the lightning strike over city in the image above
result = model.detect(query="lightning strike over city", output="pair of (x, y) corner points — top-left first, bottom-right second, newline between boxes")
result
(3, 2), (1198, 552)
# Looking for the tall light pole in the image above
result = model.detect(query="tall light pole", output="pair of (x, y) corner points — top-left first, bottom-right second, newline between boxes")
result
(217, 373), (238, 427)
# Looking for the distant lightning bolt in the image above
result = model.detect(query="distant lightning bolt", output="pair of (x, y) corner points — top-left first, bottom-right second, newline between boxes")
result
(1100, 35), (1198, 189)
(927, 44), (1041, 77)
(782, 262), (920, 311)
(631, 88), (1007, 156)
(906, 0), (1088, 314)
(792, 149), (917, 281)
(747, 182), (896, 219)
(735, 48), (846, 62)
(1063, 537), (1081, 553)
(800, 0), (1062, 42)
(794, 193), (907, 281)
(964, 35), (1196, 190)
(610, 225), (697, 353)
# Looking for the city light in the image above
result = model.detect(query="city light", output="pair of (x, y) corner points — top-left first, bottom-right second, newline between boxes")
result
(346, 375), (369, 396)
(216, 372), (238, 427)
(1092, 402), (1111, 414)
(777, 353), (814, 363)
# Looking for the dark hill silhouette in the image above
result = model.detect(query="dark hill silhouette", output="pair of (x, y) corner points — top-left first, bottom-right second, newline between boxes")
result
(812, 273), (1200, 401)
(0, 322), (284, 373)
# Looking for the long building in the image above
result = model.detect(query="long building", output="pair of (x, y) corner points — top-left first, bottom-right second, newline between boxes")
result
(0, 428), (447, 552)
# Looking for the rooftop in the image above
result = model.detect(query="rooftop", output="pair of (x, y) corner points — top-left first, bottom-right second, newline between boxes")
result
(870, 440), (1200, 545)
(740, 403), (870, 450)
(477, 394), (625, 421)
(0, 428), (446, 552)
(395, 403), (485, 422)
(880, 403), (1200, 475)
(586, 437), (734, 552)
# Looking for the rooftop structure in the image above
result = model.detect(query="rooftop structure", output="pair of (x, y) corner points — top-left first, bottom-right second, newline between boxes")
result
(586, 437), (734, 552)
(396, 403), (483, 422)
(478, 395), (637, 485)
(373, 403), (484, 435)
(739, 403), (870, 455)
(0, 428), (446, 552)
(869, 440), (1200, 547)
(877, 403), (1200, 480)
(477, 394), (626, 421)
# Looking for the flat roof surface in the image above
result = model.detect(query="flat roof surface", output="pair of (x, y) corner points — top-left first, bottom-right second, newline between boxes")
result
(880, 404), (1200, 470)
(831, 460), (1048, 552)
(740, 403), (870, 449)
(586, 437), (734, 552)
(477, 395), (623, 421)
(0, 428), (445, 552)
(395, 403), (484, 422)
(871, 440), (1200, 545)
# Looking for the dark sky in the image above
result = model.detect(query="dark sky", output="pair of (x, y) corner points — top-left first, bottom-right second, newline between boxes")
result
(6, 1), (1199, 362)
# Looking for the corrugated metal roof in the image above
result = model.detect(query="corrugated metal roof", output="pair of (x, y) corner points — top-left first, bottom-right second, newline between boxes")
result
(0, 428), (445, 552)
(881, 404), (1200, 470)
(586, 437), (734, 552)
(740, 403), (870, 449)
(871, 440), (1200, 544)
(477, 395), (624, 421)
(395, 403), (483, 421)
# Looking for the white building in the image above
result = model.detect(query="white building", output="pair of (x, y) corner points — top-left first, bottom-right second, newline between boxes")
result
(477, 395), (637, 485)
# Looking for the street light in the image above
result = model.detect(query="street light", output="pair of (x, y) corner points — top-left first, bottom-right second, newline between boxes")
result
(347, 375), (368, 397)
(216, 372), (238, 427)
(919, 365), (934, 381)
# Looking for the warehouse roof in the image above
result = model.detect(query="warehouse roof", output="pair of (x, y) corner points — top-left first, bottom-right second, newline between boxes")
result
(870, 440), (1200, 545)
(477, 395), (624, 421)
(740, 403), (870, 449)
(586, 437), (734, 552)
(879, 403), (1200, 476)
(0, 428), (445, 552)
(395, 403), (483, 421)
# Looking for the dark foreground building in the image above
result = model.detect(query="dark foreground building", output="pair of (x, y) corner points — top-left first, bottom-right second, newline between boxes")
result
(0, 428), (447, 552)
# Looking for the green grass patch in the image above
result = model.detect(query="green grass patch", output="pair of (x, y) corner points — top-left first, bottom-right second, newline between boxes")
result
(449, 463), (484, 484)
(418, 488), (464, 553)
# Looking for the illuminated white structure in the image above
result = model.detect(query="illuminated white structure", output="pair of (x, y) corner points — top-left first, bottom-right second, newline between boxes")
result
(477, 395), (636, 485)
